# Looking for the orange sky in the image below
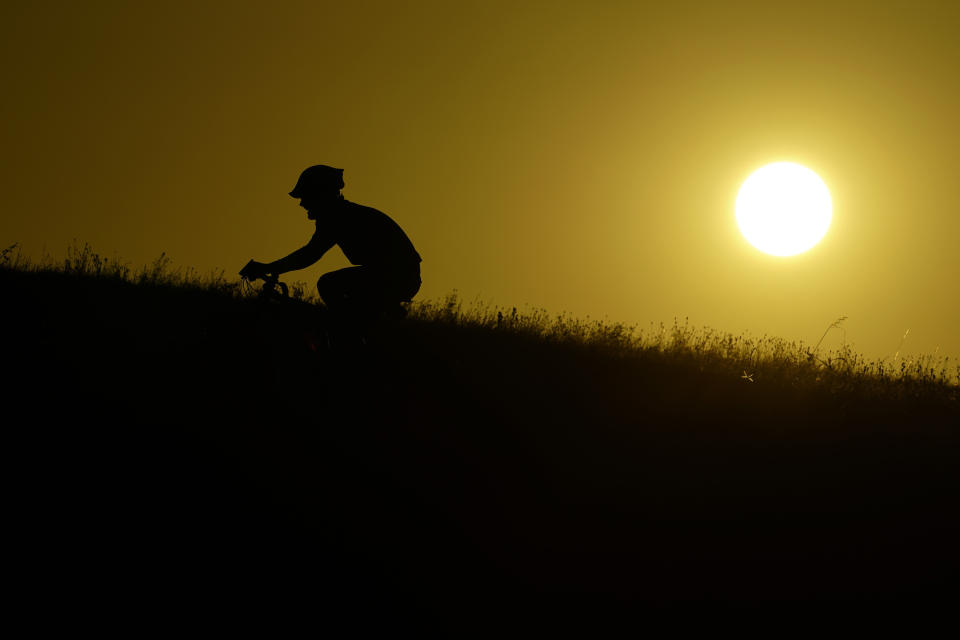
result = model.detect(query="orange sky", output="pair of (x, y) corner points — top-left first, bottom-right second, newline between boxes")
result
(2, 1), (958, 364)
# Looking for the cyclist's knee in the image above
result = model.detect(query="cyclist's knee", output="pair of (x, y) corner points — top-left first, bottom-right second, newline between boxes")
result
(317, 272), (335, 296)
(318, 272), (352, 309)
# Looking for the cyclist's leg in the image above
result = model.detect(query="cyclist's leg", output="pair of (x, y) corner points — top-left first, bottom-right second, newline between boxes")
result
(317, 266), (370, 312)
(380, 268), (421, 319)
(319, 265), (421, 320)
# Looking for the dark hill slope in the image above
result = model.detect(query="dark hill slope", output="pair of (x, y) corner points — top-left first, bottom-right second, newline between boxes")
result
(3, 267), (958, 621)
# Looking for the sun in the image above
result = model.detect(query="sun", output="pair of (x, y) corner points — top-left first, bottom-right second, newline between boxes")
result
(735, 162), (832, 256)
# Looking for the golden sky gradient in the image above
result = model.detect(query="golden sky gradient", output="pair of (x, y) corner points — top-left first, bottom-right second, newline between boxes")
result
(2, 1), (958, 362)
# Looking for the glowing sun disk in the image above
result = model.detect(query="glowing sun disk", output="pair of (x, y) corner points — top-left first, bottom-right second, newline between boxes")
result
(736, 162), (832, 256)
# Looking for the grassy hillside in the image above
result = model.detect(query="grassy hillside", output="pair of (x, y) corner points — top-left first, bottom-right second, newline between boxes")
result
(3, 245), (958, 623)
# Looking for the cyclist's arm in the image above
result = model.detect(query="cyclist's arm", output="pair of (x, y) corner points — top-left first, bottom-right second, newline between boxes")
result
(265, 237), (332, 274)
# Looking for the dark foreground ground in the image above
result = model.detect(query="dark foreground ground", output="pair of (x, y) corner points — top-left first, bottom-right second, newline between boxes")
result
(4, 268), (959, 625)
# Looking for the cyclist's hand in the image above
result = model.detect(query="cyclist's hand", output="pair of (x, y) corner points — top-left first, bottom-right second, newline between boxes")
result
(240, 259), (268, 281)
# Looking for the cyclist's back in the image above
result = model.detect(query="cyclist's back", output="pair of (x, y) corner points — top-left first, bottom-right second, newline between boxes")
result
(310, 199), (421, 272)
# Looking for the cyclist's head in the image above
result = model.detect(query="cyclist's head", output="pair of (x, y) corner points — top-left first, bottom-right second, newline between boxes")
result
(289, 165), (344, 199)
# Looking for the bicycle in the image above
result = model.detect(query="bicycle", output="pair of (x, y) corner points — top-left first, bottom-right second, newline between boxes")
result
(239, 259), (335, 358)
(239, 259), (411, 354)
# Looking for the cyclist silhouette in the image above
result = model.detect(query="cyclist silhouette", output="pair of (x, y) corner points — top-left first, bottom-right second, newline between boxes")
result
(244, 165), (422, 321)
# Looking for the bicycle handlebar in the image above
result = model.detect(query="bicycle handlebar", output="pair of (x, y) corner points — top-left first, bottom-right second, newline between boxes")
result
(240, 259), (289, 299)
